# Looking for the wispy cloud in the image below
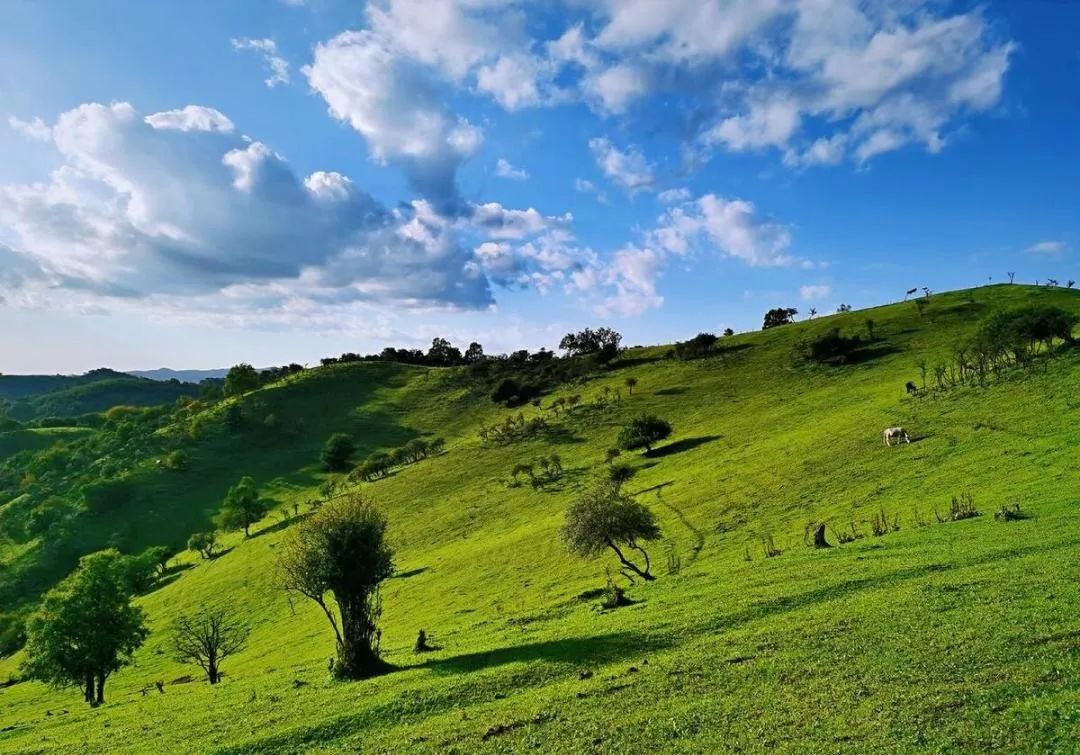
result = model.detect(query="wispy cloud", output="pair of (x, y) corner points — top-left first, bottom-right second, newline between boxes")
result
(231, 37), (290, 88)
(1025, 240), (1068, 255)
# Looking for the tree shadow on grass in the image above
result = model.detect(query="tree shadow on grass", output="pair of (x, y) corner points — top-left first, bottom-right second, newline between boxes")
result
(653, 387), (687, 396)
(391, 566), (429, 580)
(648, 435), (722, 458)
(414, 631), (672, 676)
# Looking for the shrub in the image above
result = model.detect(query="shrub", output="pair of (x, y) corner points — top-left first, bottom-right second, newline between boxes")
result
(188, 531), (217, 559)
(674, 332), (718, 360)
(935, 491), (979, 522)
(163, 450), (189, 471)
(994, 502), (1026, 522)
(321, 433), (356, 472)
(794, 328), (863, 365)
(617, 415), (673, 454)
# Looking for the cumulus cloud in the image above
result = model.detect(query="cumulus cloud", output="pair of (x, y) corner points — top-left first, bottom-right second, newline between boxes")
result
(231, 38), (291, 87)
(589, 137), (654, 191)
(0, 102), (496, 314)
(495, 158), (529, 181)
(305, 30), (484, 211)
(578, 191), (802, 316)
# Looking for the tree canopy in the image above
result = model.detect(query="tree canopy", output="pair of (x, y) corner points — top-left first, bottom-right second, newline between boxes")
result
(21, 550), (148, 706)
(321, 433), (356, 472)
(277, 493), (394, 678)
(762, 307), (798, 330)
(617, 415), (673, 453)
(223, 364), (260, 397)
(217, 476), (267, 537)
(563, 482), (661, 581)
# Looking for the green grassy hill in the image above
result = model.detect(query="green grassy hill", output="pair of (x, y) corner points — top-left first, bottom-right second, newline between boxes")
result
(1, 285), (1078, 753)
(1, 372), (200, 422)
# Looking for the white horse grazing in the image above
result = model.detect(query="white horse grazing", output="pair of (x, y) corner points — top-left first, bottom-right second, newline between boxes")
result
(882, 426), (910, 446)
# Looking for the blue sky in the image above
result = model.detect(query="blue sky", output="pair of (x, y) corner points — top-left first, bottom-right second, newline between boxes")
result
(1, 0), (1078, 373)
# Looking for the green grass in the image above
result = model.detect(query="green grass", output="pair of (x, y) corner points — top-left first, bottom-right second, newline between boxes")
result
(1, 284), (1078, 753)
(0, 427), (93, 460)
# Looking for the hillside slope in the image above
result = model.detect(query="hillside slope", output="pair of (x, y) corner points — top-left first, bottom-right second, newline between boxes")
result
(1, 285), (1078, 754)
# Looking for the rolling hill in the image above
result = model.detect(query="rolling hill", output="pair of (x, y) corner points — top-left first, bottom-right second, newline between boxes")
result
(0, 369), (201, 424)
(0, 284), (1077, 754)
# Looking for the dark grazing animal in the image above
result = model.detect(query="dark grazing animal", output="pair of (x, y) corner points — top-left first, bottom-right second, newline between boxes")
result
(905, 381), (918, 395)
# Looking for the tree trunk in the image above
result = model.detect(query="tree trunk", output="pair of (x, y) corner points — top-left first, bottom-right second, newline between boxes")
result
(608, 541), (655, 581)
(84, 674), (94, 705)
(812, 524), (830, 548)
(208, 658), (219, 685)
(334, 592), (383, 678)
(94, 674), (105, 706)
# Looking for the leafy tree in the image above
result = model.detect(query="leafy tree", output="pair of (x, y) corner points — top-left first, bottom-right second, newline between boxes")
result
(217, 476), (267, 537)
(426, 337), (463, 366)
(224, 364), (260, 397)
(321, 433), (356, 472)
(674, 332), (718, 359)
(837, 303), (853, 313)
(604, 448), (621, 465)
(277, 493), (394, 678)
(563, 483), (661, 582)
(558, 327), (623, 362)
(723, 327), (735, 337)
(762, 307), (798, 329)
(463, 341), (485, 363)
(224, 403), (244, 432)
(794, 328), (863, 364)
(617, 415), (673, 454)
(188, 531), (218, 559)
(171, 606), (250, 684)
(624, 377), (638, 395)
(21, 550), (148, 706)
(808, 308), (818, 320)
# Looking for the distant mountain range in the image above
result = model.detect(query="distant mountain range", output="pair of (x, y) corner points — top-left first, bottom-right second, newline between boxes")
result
(126, 368), (229, 383)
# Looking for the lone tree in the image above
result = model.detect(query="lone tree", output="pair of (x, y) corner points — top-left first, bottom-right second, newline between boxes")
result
(321, 433), (356, 472)
(624, 376), (638, 395)
(617, 415), (673, 454)
(188, 531), (218, 559)
(218, 476), (268, 537)
(171, 606), (250, 685)
(224, 363), (260, 397)
(563, 483), (661, 582)
(22, 550), (148, 706)
(559, 327), (623, 362)
(277, 493), (394, 679)
(762, 307), (797, 329)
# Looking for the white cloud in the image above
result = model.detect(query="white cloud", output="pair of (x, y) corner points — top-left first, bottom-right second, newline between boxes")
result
(589, 136), (654, 191)
(657, 187), (691, 204)
(800, 284), (832, 300)
(145, 105), (235, 133)
(583, 62), (649, 113)
(1025, 240), (1068, 255)
(495, 158), (529, 181)
(468, 202), (571, 240)
(231, 37), (291, 88)
(652, 194), (796, 267)
(305, 30), (483, 208)
(0, 102), (496, 314)
(577, 190), (801, 316)
(7, 116), (51, 141)
(574, 178), (596, 193)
